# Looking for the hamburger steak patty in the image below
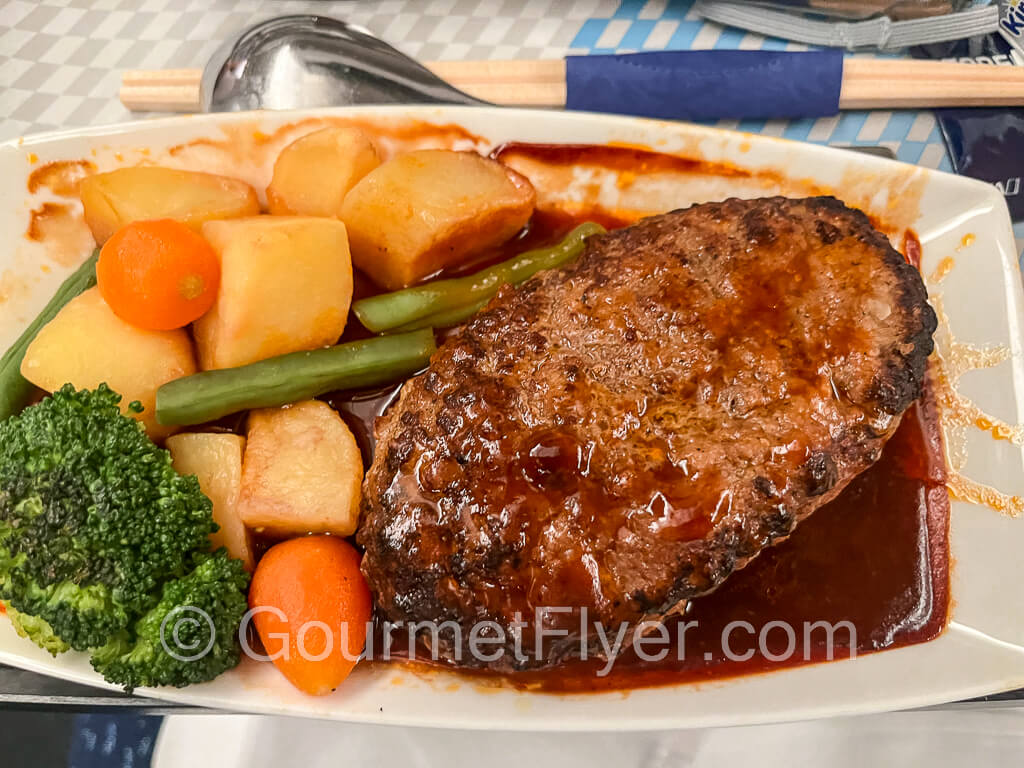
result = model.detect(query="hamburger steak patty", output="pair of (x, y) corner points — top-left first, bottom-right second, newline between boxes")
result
(358, 196), (937, 670)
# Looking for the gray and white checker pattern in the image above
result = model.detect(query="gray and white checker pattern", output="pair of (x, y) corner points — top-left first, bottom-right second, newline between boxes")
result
(1, 0), (603, 140)
(2, 0), (951, 172)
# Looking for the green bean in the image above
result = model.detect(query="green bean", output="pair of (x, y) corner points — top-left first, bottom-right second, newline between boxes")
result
(390, 298), (490, 334)
(156, 329), (436, 426)
(352, 222), (606, 333)
(0, 250), (99, 422)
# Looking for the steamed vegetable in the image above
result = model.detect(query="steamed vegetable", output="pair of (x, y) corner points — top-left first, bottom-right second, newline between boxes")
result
(20, 287), (196, 439)
(0, 386), (236, 647)
(98, 219), (220, 331)
(0, 385), (250, 690)
(266, 126), (381, 217)
(0, 250), (98, 422)
(156, 328), (436, 426)
(390, 297), (490, 334)
(249, 536), (372, 696)
(194, 217), (354, 370)
(90, 550), (249, 692)
(239, 401), (363, 537)
(80, 167), (259, 245)
(4, 602), (70, 656)
(340, 149), (537, 290)
(353, 222), (606, 333)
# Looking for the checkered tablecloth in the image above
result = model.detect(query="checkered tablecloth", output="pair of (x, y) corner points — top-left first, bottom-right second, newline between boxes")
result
(2, 0), (953, 172)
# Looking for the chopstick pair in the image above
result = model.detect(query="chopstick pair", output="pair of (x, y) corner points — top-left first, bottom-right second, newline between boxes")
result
(122, 54), (1024, 118)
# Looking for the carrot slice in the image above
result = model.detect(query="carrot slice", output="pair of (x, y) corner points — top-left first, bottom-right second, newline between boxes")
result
(97, 219), (220, 330)
(249, 536), (372, 695)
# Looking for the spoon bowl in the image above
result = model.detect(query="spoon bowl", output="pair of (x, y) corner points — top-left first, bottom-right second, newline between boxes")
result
(202, 15), (488, 112)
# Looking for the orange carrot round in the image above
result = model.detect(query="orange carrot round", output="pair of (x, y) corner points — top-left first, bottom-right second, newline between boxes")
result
(249, 536), (372, 696)
(97, 219), (219, 330)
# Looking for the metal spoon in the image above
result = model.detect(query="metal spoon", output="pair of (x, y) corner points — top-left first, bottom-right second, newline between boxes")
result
(202, 15), (488, 112)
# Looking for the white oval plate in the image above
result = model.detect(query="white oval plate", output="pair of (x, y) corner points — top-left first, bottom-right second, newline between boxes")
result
(2, 107), (1023, 730)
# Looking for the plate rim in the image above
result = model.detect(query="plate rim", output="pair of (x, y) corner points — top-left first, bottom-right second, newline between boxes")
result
(1, 105), (1022, 729)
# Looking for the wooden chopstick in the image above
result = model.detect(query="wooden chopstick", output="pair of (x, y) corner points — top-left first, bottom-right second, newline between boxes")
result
(121, 58), (1024, 113)
(839, 59), (1024, 108)
(121, 68), (205, 112)
(425, 60), (567, 106)
(120, 62), (569, 112)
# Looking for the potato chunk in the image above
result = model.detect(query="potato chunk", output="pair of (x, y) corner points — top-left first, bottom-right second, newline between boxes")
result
(339, 149), (536, 289)
(80, 167), (259, 245)
(20, 287), (195, 439)
(238, 401), (363, 537)
(167, 433), (254, 571)
(193, 217), (353, 370)
(266, 126), (381, 217)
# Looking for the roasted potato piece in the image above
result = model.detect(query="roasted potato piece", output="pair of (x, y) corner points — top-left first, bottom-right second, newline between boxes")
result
(238, 401), (363, 537)
(340, 149), (536, 289)
(20, 287), (195, 438)
(194, 217), (353, 370)
(167, 433), (254, 571)
(266, 126), (381, 217)
(80, 167), (259, 244)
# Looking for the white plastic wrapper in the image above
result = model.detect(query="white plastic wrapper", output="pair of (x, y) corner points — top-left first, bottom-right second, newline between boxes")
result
(742, 1), (976, 20)
(694, 0), (998, 49)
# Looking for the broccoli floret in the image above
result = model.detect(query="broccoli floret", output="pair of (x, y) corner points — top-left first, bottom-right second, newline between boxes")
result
(91, 550), (250, 692)
(3, 600), (69, 655)
(8, 579), (126, 651)
(0, 384), (218, 651)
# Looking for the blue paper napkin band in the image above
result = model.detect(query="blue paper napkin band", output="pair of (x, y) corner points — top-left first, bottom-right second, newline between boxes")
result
(565, 49), (844, 121)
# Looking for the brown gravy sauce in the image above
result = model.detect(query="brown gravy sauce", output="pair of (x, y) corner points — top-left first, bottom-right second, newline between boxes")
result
(353, 378), (948, 693)
(299, 200), (950, 693)
(903, 229), (922, 269)
(534, 387), (948, 690)
(923, 248), (1024, 517)
(25, 203), (94, 267)
(491, 142), (754, 179)
(25, 136), (952, 692)
(166, 118), (486, 169)
(27, 159), (96, 197)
